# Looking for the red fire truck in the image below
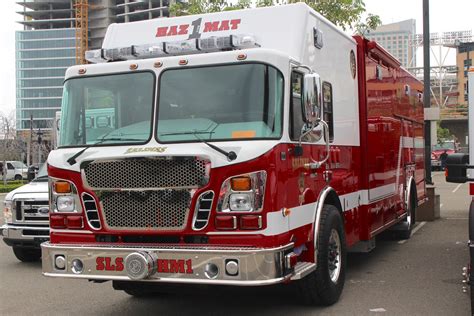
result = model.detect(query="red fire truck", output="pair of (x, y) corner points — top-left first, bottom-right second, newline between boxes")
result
(42, 3), (426, 305)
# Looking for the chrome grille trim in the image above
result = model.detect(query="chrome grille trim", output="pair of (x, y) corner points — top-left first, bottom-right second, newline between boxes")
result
(192, 191), (214, 231)
(97, 189), (194, 231)
(82, 193), (101, 230)
(81, 156), (210, 191)
(12, 199), (49, 225)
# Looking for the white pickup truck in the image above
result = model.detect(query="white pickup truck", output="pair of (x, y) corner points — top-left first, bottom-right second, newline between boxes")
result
(1, 164), (49, 262)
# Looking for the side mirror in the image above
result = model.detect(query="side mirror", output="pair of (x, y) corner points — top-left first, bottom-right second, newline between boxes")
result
(302, 73), (321, 124)
(446, 153), (469, 183)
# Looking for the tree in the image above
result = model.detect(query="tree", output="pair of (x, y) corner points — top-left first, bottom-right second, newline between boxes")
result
(0, 111), (25, 185)
(437, 122), (452, 144)
(170, 0), (381, 33)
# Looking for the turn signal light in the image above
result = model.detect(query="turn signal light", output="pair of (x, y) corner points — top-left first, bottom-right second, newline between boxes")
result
(215, 216), (237, 230)
(50, 215), (67, 229)
(66, 216), (83, 229)
(240, 215), (262, 230)
(54, 181), (71, 193)
(231, 176), (251, 191)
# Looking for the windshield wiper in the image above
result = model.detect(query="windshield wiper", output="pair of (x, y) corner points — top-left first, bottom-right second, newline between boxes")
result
(160, 130), (237, 161)
(66, 137), (144, 166)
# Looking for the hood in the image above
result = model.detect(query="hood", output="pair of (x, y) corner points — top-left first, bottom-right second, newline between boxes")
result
(5, 181), (49, 202)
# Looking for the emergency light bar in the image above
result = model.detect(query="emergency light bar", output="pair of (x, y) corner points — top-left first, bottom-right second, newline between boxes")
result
(85, 34), (259, 63)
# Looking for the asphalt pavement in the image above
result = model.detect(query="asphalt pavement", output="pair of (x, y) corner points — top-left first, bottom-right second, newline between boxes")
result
(0, 172), (471, 315)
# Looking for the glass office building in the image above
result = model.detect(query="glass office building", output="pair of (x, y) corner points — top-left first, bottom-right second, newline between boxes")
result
(16, 28), (76, 130)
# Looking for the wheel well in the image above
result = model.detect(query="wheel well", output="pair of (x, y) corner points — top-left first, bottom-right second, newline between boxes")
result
(324, 189), (343, 219)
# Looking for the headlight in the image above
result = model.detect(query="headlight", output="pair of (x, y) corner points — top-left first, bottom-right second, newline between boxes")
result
(217, 171), (266, 212)
(229, 193), (253, 212)
(51, 179), (81, 213)
(56, 196), (75, 212)
(3, 201), (12, 223)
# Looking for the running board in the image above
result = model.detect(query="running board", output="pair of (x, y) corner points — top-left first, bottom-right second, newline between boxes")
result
(290, 262), (316, 280)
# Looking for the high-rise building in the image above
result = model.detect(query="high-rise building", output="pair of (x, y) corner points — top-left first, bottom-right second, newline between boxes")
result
(365, 19), (416, 68)
(457, 42), (474, 106)
(16, 0), (172, 133)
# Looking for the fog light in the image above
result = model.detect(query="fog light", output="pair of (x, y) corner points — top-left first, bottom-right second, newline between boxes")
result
(71, 259), (84, 274)
(204, 263), (219, 279)
(55, 255), (66, 270)
(225, 260), (239, 276)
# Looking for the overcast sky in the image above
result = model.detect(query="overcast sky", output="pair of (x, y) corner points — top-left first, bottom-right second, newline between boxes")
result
(0, 0), (472, 116)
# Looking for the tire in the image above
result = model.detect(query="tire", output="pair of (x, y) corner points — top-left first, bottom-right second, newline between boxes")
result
(14, 174), (22, 181)
(299, 204), (346, 306)
(123, 288), (156, 298)
(12, 247), (41, 262)
(398, 190), (417, 240)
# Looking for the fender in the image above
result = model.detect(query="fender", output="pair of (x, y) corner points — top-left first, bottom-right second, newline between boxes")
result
(405, 176), (416, 209)
(311, 186), (343, 262)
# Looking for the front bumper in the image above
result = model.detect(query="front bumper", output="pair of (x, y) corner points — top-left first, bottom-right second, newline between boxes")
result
(431, 159), (441, 167)
(42, 242), (316, 286)
(1, 224), (49, 248)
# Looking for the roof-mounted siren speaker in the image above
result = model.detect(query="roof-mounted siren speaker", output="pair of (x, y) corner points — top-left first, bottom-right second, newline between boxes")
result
(313, 27), (324, 49)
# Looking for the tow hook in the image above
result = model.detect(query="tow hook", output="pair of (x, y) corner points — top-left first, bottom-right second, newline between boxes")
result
(462, 266), (470, 293)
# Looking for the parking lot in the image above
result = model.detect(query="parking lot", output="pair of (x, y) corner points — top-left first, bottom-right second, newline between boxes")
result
(0, 171), (471, 315)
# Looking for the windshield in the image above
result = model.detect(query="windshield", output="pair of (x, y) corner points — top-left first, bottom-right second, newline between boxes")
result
(11, 161), (27, 169)
(33, 164), (48, 182)
(156, 63), (283, 142)
(434, 142), (455, 150)
(59, 72), (155, 147)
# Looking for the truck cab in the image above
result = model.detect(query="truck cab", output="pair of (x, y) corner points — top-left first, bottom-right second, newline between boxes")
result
(2, 164), (49, 261)
(41, 3), (424, 305)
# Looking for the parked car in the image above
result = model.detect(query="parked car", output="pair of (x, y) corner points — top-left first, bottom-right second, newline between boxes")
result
(432, 141), (458, 171)
(1, 164), (49, 262)
(0, 161), (28, 180)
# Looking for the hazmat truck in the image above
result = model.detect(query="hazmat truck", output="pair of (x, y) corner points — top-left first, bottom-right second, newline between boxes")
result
(41, 3), (426, 305)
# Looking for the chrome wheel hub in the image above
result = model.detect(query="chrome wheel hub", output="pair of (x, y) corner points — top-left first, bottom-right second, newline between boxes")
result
(328, 228), (341, 283)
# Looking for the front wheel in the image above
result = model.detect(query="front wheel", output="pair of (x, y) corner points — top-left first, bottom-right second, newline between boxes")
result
(299, 204), (346, 306)
(12, 247), (41, 262)
(14, 174), (22, 181)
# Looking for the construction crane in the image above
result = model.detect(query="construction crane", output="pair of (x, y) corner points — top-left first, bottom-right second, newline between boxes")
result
(74, 0), (89, 65)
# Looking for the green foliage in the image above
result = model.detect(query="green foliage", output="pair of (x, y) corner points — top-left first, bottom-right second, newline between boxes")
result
(169, 0), (381, 32)
(437, 122), (452, 144)
(0, 181), (26, 193)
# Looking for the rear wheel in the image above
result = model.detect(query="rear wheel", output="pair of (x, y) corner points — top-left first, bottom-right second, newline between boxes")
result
(299, 204), (346, 306)
(398, 191), (417, 240)
(12, 247), (41, 262)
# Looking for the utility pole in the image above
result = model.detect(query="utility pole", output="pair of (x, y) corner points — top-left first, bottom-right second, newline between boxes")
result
(423, 0), (432, 184)
(28, 114), (33, 166)
(37, 128), (43, 165)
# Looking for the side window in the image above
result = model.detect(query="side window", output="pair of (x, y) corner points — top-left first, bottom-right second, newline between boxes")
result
(7, 163), (14, 170)
(290, 71), (304, 141)
(322, 82), (334, 142)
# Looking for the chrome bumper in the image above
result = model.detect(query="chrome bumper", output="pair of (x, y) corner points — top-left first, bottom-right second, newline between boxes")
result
(42, 242), (316, 286)
(1, 224), (49, 245)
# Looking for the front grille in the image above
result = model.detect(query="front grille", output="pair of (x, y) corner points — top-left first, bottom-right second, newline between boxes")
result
(82, 193), (101, 230)
(100, 190), (191, 231)
(192, 191), (214, 230)
(13, 199), (49, 224)
(82, 157), (209, 190)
